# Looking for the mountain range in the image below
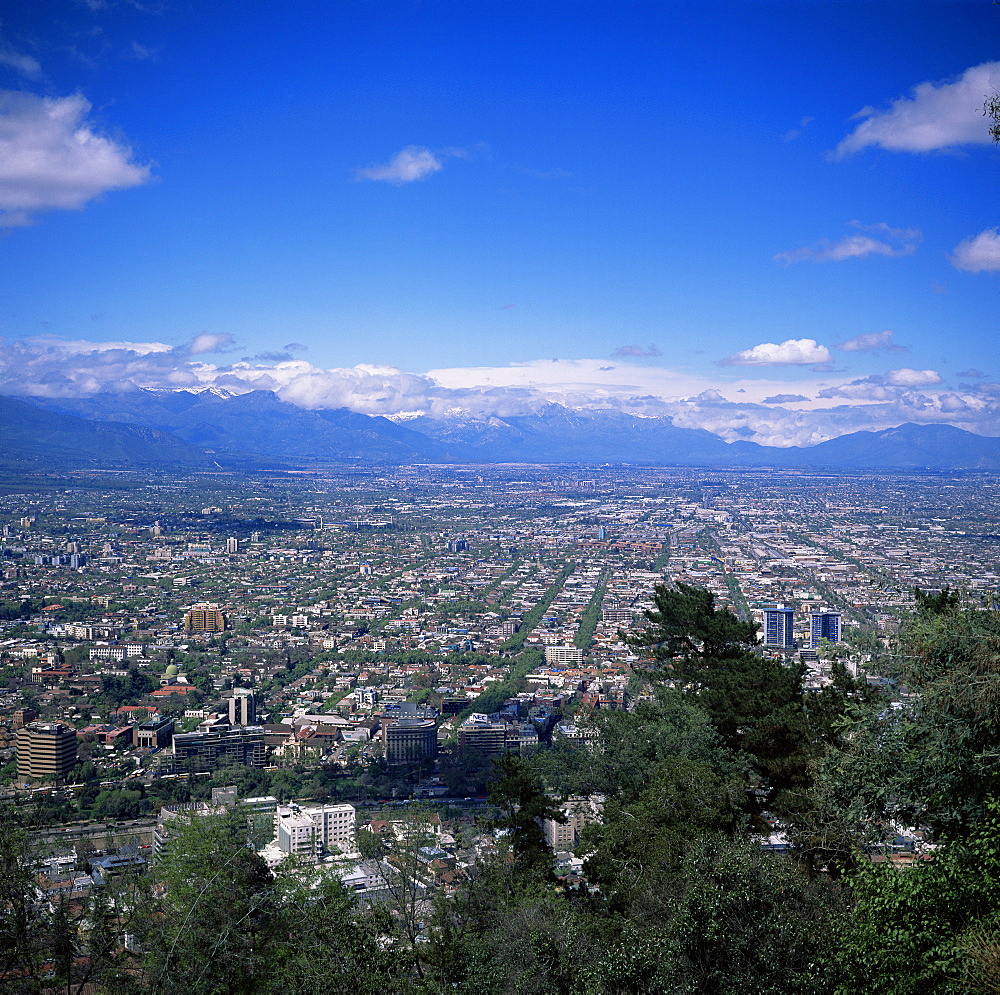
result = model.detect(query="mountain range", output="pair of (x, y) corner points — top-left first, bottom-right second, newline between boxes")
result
(4, 388), (1000, 472)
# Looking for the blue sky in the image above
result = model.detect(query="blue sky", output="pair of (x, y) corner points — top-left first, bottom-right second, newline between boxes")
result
(0, 0), (997, 446)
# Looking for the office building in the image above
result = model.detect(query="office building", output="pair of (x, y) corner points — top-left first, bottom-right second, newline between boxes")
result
(171, 725), (266, 771)
(133, 714), (174, 750)
(183, 602), (226, 634)
(229, 688), (256, 726)
(226, 536), (240, 554)
(16, 721), (78, 782)
(809, 609), (843, 648)
(382, 718), (438, 763)
(763, 605), (795, 648)
(500, 618), (520, 637)
(447, 538), (468, 553)
(457, 717), (536, 756)
(458, 719), (509, 756)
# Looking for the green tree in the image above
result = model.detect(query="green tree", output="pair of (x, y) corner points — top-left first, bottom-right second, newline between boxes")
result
(488, 753), (565, 873)
(581, 755), (744, 904)
(140, 810), (278, 994)
(986, 91), (1000, 144)
(0, 809), (47, 992)
(626, 584), (807, 813)
(627, 581), (760, 669)
(662, 835), (846, 994)
(425, 854), (597, 994)
(531, 685), (738, 805)
(267, 869), (408, 994)
(827, 602), (1000, 843)
(836, 803), (1000, 994)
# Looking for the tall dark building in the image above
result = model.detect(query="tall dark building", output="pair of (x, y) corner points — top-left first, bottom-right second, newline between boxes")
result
(763, 605), (795, 647)
(809, 609), (842, 648)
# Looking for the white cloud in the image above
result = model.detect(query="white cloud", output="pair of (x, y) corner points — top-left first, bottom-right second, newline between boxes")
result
(188, 332), (236, 355)
(0, 91), (150, 225)
(355, 145), (443, 184)
(818, 380), (899, 402)
(26, 336), (173, 356)
(836, 61), (1000, 157)
(885, 367), (943, 387)
(775, 222), (920, 264)
(0, 45), (42, 79)
(950, 228), (1000, 273)
(837, 329), (906, 353)
(719, 338), (832, 367)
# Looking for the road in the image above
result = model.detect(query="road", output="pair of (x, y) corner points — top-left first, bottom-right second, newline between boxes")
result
(31, 817), (157, 848)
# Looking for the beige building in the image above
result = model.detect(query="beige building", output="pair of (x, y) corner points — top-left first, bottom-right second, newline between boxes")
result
(16, 721), (78, 782)
(543, 795), (605, 851)
(228, 688), (256, 726)
(183, 603), (226, 634)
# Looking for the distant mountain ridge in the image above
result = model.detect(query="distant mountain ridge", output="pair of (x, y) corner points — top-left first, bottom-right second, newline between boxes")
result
(6, 389), (1000, 471)
(0, 395), (213, 470)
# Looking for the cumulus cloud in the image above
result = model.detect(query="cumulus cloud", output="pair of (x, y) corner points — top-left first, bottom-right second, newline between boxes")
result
(885, 367), (943, 387)
(950, 228), (1000, 273)
(719, 338), (832, 367)
(762, 394), (809, 404)
(818, 380), (899, 402)
(818, 369), (945, 401)
(835, 61), (1000, 157)
(958, 369), (988, 378)
(188, 332), (236, 355)
(613, 343), (661, 358)
(836, 329), (906, 353)
(355, 145), (444, 184)
(0, 337), (195, 396)
(0, 91), (150, 226)
(775, 222), (921, 264)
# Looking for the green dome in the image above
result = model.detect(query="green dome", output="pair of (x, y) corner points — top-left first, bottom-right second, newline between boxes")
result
(164, 663), (180, 678)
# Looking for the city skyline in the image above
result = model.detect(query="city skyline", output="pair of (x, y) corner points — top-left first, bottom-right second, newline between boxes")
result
(0, 1), (997, 447)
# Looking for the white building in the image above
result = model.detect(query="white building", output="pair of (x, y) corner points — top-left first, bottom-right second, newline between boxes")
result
(274, 802), (356, 861)
(545, 645), (584, 665)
